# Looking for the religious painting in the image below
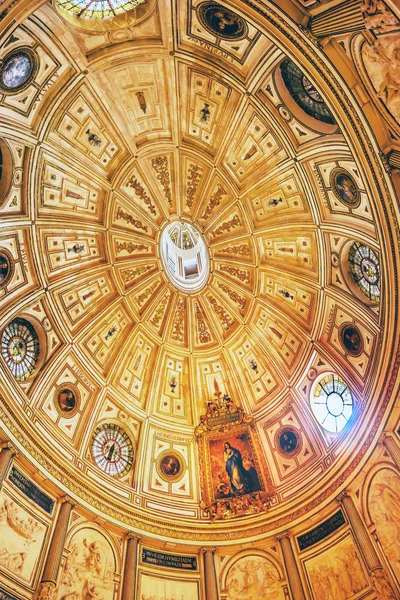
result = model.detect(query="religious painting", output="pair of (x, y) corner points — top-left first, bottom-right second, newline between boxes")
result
(57, 527), (116, 600)
(157, 451), (184, 482)
(339, 324), (363, 356)
(209, 433), (261, 499)
(55, 383), (80, 417)
(139, 572), (199, 600)
(198, 2), (247, 40)
(276, 427), (301, 456)
(305, 536), (368, 600)
(331, 169), (360, 207)
(0, 249), (13, 288)
(196, 395), (274, 520)
(369, 468), (400, 582)
(225, 555), (285, 600)
(0, 489), (47, 586)
(0, 48), (37, 93)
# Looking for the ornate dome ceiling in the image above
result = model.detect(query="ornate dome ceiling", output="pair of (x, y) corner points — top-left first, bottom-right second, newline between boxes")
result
(0, 0), (398, 545)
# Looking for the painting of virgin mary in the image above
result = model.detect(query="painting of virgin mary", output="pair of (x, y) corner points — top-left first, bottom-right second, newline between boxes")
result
(209, 434), (261, 500)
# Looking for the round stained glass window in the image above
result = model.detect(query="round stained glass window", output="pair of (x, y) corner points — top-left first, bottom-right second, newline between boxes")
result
(91, 423), (134, 477)
(160, 221), (210, 292)
(0, 48), (37, 93)
(348, 242), (380, 303)
(55, 0), (146, 19)
(1, 318), (40, 381)
(280, 60), (335, 125)
(311, 374), (353, 433)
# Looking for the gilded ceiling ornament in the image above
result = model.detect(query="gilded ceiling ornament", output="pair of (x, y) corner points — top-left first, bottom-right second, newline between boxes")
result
(171, 298), (186, 343)
(150, 291), (171, 328)
(116, 206), (148, 232)
(217, 281), (246, 309)
(122, 265), (152, 284)
(194, 302), (212, 344)
(186, 164), (202, 209)
(136, 91), (147, 114)
(126, 176), (157, 216)
(201, 183), (227, 220)
(218, 244), (250, 256)
(116, 241), (149, 254)
(211, 214), (242, 237)
(136, 281), (159, 307)
(220, 265), (250, 284)
(207, 295), (235, 331)
(151, 156), (172, 207)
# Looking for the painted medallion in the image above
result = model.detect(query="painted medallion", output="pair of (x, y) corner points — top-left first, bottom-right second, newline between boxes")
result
(340, 324), (363, 356)
(0, 249), (13, 288)
(157, 451), (184, 481)
(276, 427), (301, 456)
(55, 384), (80, 417)
(0, 49), (36, 93)
(331, 168), (360, 207)
(198, 2), (247, 39)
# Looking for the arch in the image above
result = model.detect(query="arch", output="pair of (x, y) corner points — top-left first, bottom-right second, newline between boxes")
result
(58, 521), (121, 599)
(220, 549), (285, 597)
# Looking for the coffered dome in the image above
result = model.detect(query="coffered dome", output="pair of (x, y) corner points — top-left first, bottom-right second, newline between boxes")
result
(0, 0), (398, 553)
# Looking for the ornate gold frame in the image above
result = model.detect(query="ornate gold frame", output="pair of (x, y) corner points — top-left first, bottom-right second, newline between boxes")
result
(196, 399), (275, 521)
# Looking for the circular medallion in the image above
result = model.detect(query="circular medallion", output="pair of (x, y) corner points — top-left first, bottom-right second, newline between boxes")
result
(330, 168), (361, 208)
(157, 451), (184, 482)
(1, 318), (39, 381)
(0, 48), (37, 94)
(348, 242), (380, 303)
(311, 374), (354, 433)
(55, 384), (80, 418)
(160, 221), (210, 292)
(280, 60), (335, 125)
(339, 324), (363, 356)
(0, 249), (13, 288)
(91, 423), (134, 477)
(198, 2), (247, 40)
(276, 427), (301, 456)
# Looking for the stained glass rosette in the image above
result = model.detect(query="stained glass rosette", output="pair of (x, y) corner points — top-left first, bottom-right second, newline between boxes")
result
(55, 0), (146, 19)
(280, 59), (335, 125)
(1, 318), (40, 382)
(311, 374), (353, 433)
(349, 242), (380, 303)
(91, 423), (134, 477)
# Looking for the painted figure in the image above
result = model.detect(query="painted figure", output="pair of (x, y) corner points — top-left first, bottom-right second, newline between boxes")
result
(224, 442), (248, 494)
